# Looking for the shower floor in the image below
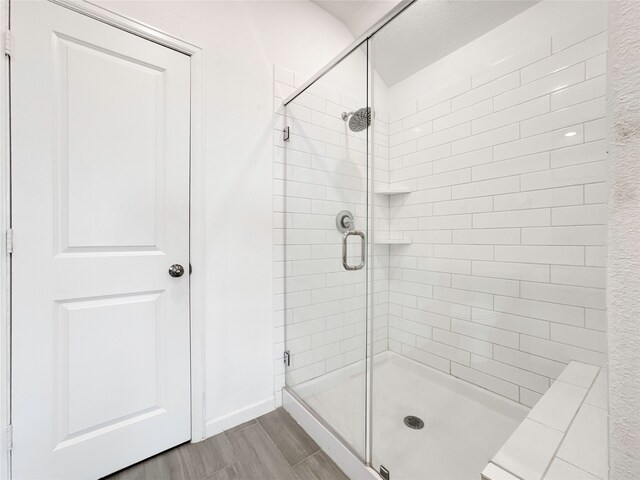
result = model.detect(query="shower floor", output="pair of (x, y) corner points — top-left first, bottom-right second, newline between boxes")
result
(294, 351), (528, 480)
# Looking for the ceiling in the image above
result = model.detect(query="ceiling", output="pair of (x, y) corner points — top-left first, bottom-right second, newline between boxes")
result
(311, 0), (400, 40)
(311, 0), (540, 86)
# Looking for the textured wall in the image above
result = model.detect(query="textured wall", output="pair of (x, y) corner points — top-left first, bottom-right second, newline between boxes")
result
(607, 0), (640, 478)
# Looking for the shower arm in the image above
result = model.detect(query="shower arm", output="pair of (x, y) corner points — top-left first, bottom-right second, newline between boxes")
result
(341, 109), (375, 122)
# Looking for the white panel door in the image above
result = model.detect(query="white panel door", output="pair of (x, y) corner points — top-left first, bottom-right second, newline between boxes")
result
(10, 2), (192, 478)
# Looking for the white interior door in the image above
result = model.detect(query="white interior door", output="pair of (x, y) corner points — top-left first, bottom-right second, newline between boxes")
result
(10, 2), (192, 478)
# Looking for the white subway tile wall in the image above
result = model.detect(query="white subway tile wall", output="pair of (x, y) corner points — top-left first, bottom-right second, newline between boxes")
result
(272, 65), (391, 403)
(385, 28), (607, 406)
(274, 25), (607, 408)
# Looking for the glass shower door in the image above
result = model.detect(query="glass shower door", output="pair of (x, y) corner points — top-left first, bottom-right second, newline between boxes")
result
(281, 49), (370, 458)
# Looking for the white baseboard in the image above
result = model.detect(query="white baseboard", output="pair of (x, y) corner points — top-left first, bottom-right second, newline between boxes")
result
(283, 388), (379, 480)
(204, 396), (275, 438)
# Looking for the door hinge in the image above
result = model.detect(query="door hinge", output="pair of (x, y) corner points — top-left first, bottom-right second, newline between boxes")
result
(282, 126), (290, 142)
(5, 425), (12, 451)
(283, 350), (291, 367)
(5, 228), (13, 254)
(379, 465), (390, 480)
(3, 30), (11, 57)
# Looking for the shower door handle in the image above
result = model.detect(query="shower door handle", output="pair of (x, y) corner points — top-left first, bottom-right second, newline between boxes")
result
(342, 230), (365, 271)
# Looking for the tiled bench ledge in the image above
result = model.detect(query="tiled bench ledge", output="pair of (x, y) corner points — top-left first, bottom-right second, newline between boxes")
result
(482, 361), (608, 480)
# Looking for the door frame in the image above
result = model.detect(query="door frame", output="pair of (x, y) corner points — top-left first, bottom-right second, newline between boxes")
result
(0, 1), (206, 477)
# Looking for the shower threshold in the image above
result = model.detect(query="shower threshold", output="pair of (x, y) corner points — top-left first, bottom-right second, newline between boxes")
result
(285, 351), (528, 480)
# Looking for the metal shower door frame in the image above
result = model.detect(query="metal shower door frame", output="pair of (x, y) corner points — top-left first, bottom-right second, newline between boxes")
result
(282, 0), (416, 107)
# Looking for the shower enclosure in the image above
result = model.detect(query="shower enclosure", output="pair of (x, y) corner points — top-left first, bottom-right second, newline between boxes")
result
(276, 1), (609, 478)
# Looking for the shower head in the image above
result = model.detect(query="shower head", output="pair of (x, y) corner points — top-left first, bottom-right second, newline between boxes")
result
(341, 107), (371, 132)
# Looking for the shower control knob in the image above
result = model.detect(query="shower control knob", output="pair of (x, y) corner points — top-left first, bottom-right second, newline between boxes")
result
(341, 216), (353, 229)
(168, 264), (185, 278)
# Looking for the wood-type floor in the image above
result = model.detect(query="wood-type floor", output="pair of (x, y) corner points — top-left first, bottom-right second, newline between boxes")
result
(105, 408), (350, 480)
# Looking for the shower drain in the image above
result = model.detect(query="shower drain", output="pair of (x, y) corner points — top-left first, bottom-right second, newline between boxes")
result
(403, 415), (424, 430)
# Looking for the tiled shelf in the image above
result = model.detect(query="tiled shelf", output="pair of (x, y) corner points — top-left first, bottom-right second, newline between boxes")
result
(374, 238), (412, 245)
(374, 185), (413, 195)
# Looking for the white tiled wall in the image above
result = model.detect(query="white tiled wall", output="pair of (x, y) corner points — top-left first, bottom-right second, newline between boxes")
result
(384, 27), (608, 406)
(272, 64), (391, 403)
(274, 7), (609, 409)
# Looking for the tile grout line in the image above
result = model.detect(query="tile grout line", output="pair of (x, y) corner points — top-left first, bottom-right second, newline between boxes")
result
(221, 424), (255, 480)
(290, 449), (323, 469)
(538, 367), (602, 479)
(223, 419), (258, 437)
(254, 416), (307, 480)
(199, 463), (240, 480)
(227, 422), (291, 480)
(255, 413), (322, 466)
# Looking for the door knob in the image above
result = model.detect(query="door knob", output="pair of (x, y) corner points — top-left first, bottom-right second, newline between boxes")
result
(168, 264), (185, 278)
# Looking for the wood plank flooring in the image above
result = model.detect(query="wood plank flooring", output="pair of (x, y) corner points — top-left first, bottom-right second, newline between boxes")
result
(105, 408), (350, 480)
